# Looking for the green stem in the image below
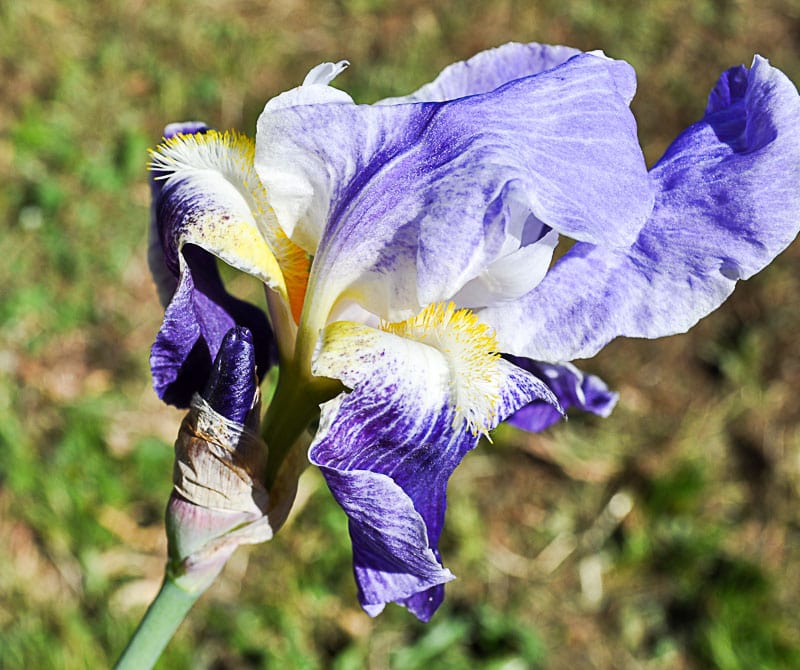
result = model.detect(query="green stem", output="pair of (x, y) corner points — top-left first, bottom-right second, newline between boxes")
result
(114, 577), (201, 670)
(261, 367), (340, 488)
(265, 287), (298, 367)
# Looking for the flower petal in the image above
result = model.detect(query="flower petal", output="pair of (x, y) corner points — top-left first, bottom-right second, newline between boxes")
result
(308, 319), (556, 619)
(504, 359), (618, 432)
(262, 60), (353, 116)
(150, 246), (273, 408)
(148, 127), (305, 405)
(379, 41), (635, 105)
(453, 227), (559, 309)
(484, 56), (800, 361)
(148, 121), (209, 307)
(150, 130), (285, 289)
(256, 52), (652, 328)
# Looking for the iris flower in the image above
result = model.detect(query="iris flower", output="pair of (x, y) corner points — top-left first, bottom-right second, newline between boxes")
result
(148, 43), (800, 620)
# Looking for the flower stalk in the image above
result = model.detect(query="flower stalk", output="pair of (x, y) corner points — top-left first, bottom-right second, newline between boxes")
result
(113, 578), (200, 670)
(116, 328), (279, 667)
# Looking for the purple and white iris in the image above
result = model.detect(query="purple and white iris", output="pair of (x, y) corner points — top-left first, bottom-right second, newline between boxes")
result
(148, 43), (800, 620)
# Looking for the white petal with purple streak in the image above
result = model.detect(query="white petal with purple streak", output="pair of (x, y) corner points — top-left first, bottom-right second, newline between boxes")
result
(307, 311), (558, 619)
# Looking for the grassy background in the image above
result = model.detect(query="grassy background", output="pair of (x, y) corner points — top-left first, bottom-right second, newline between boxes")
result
(2, 1), (800, 668)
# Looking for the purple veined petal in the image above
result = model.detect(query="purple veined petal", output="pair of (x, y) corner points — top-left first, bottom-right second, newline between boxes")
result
(308, 312), (558, 620)
(378, 41), (636, 106)
(256, 52), (652, 330)
(148, 121), (210, 307)
(483, 56), (800, 362)
(150, 246), (274, 408)
(504, 358), (618, 432)
(150, 131), (286, 287)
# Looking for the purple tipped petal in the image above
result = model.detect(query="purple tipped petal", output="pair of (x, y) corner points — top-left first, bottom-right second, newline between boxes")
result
(316, 453), (456, 621)
(201, 327), (258, 424)
(150, 246), (272, 408)
(256, 51), (652, 323)
(148, 122), (210, 307)
(163, 121), (210, 139)
(484, 56), (800, 362)
(309, 323), (557, 619)
(308, 365), (469, 619)
(505, 359), (618, 432)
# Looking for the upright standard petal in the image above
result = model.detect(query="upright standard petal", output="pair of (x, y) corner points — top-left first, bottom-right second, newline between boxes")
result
(484, 56), (800, 362)
(308, 306), (558, 620)
(378, 41), (636, 105)
(256, 52), (653, 329)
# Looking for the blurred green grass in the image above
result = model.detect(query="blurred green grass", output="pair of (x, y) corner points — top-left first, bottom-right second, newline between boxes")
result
(2, 1), (800, 668)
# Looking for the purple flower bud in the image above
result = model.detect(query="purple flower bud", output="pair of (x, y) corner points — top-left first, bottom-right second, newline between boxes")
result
(201, 327), (257, 425)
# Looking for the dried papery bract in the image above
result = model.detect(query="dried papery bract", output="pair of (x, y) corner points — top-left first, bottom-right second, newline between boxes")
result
(166, 393), (273, 593)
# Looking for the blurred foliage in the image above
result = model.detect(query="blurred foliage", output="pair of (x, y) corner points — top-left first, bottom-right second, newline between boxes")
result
(2, 0), (800, 668)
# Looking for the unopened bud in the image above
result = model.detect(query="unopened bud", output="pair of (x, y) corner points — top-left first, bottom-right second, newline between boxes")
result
(165, 327), (272, 593)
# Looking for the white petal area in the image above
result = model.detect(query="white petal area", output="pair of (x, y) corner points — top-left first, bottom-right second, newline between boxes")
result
(454, 228), (559, 308)
(258, 60), (354, 253)
(303, 60), (351, 86)
(327, 298), (382, 329)
(314, 305), (559, 437)
(262, 80), (353, 113)
(313, 321), (453, 422)
(150, 131), (285, 290)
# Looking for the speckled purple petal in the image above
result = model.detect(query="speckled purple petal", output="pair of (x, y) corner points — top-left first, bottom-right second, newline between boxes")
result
(484, 56), (800, 362)
(148, 123), (276, 407)
(256, 52), (652, 324)
(504, 359), (618, 432)
(309, 323), (558, 620)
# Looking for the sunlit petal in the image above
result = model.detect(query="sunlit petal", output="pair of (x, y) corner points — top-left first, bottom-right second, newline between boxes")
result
(504, 359), (618, 432)
(257, 52), (652, 334)
(308, 310), (558, 619)
(484, 56), (800, 361)
(379, 41), (635, 105)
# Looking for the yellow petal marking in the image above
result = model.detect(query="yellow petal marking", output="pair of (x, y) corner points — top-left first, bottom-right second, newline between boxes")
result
(149, 130), (311, 321)
(382, 302), (503, 436)
(271, 227), (311, 324)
